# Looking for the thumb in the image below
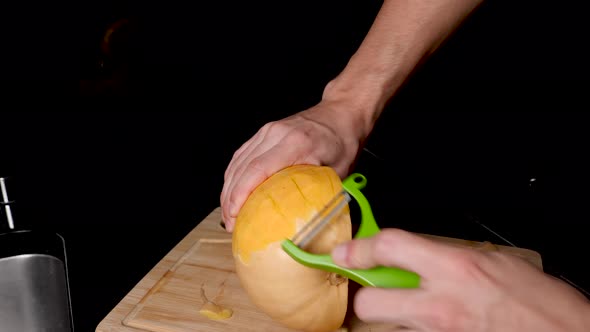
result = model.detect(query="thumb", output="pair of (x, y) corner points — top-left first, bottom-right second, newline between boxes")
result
(331, 228), (452, 277)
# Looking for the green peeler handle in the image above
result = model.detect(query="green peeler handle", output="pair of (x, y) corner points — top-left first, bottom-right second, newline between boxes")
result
(282, 240), (420, 288)
(281, 172), (421, 289)
(341, 173), (381, 239)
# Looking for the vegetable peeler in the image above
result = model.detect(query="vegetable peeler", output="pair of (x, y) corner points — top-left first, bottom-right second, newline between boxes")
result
(281, 173), (421, 288)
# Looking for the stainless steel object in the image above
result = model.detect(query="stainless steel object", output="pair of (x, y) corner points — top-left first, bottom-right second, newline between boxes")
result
(0, 177), (73, 331)
(1, 177), (14, 230)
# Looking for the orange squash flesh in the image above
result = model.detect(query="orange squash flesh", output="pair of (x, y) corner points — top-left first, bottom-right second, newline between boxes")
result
(232, 165), (352, 332)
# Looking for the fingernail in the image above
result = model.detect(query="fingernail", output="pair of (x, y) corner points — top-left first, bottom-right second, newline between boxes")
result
(332, 244), (348, 264)
(225, 220), (234, 232)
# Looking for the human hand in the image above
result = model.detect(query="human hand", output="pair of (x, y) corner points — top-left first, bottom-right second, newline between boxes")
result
(331, 229), (590, 331)
(220, 99), (373, 232)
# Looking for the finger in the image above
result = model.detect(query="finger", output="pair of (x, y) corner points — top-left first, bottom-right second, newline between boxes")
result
(221, 147), (250, 226)
(221, 129), (270, 227)
(221, 123), (280, 217)
(331, 228), (457, 277)
(225, 142), (306, 221)
(224, 137), (273, 202)
(224, 218), (235, 232)
(224, 138), (254, 181)
(221, 122), (298, 222)
(221, 132), (261, 207)
(221, 139), (280, 226)
(223, 145), (321, 232)
(224, 122), (273, 182)
(353, 287), (424, 328)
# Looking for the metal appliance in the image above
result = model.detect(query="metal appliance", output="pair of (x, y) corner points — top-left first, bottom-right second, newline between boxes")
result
(0, 177), (73, 331)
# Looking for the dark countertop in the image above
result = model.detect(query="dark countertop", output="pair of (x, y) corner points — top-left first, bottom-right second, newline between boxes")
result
(2, 1), (589, 330)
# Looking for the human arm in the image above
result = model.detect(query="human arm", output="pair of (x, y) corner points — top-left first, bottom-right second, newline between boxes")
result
(221, 0), (486, 231)
(322, 0), (485, 134)
(331, 229), (590, 331)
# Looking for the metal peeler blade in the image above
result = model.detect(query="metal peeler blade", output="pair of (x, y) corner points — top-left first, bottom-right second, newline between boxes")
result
(291, 190), (351, 249)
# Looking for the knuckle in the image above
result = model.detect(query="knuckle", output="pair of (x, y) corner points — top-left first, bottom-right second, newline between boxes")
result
(446, 250), (488, 281)
(370, 229), (409, 266)
(227, 160), (269, 209)
(372, 229), (406, 258)
(227, 192), (240, 213)
(378, 228), (406, 241)
(265, 120), (286, 134)
(227, 191), (236, 206)
(227, 188), (244, 211)
(373, 231), (398, 260)
(232, 140), (251, 159)
(231, 147), (242, 159)
(285, 128), (314, 147)
(247, 157), (268, 174)
(346, 240), (368, 268)
(423, 301), (468, 332)
(449, 251), (477, 268)
(260, 121), (274, 131)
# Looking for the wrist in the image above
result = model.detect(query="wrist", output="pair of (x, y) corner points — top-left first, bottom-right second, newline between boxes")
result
(582, 302), (590, 331)
(321, 56), (410, 141)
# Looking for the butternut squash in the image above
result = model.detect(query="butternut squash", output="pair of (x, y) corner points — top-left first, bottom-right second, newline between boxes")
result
(232, 165), (351, 332)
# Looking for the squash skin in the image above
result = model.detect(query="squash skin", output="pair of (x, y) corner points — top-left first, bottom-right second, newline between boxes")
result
(232, 165), (352, 332)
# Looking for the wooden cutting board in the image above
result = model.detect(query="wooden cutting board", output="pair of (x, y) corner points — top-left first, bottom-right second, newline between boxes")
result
(96, 207), (543, 332)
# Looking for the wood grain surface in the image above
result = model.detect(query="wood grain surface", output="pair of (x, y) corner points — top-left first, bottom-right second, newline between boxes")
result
(96, 207), (543, 332)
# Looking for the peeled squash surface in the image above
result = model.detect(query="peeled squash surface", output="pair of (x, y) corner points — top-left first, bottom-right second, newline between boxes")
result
(232, 165), (352, 332)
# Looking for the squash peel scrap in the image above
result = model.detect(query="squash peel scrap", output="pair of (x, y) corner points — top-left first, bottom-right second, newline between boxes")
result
(199, 283), (233, 320)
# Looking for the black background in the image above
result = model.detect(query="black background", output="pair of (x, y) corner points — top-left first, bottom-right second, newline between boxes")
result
(2, 0), (590, 331)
